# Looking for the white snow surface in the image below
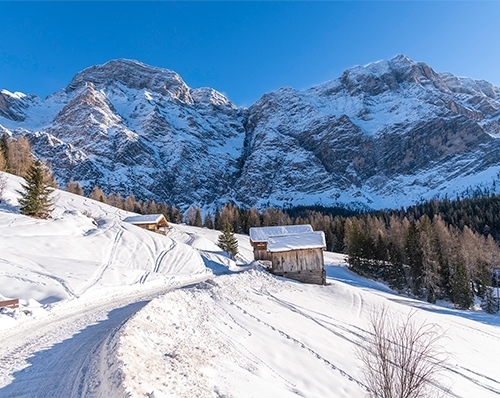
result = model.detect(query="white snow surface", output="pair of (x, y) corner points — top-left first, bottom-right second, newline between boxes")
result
(123, 213), (166, 225)
(267, 231), (326, 252)
(1, 171), (500, 397)
(249, 224), (313, 242)
(0, 172), (209, 310)
(118, 253), (500, 398)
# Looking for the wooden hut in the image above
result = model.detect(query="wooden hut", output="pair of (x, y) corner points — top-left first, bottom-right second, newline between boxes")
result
(249, 225), (313, 261)
(123, 214), (168, 234)
(249, 225), (326, 285)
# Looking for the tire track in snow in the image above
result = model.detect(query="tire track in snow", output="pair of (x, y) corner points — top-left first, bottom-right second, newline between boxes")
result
(256, 289), (364, 345)
(266, 290), (500, 396)
(440, 364), (500, 396)
(263, 295), (464, 397)
(213, 324), (301, 395)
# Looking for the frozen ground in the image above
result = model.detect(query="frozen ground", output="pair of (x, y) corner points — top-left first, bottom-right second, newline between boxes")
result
(1, 171), (500, 397)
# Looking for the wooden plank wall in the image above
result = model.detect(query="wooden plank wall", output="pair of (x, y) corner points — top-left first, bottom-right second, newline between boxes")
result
(0, 299), (19, 309)
(270, 248), (326, 285)
(272, 269), (326, 285)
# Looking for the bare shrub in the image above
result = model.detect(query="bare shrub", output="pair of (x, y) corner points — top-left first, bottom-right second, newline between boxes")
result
(0, 172), (7, 200)
(357, 306), (449, 398)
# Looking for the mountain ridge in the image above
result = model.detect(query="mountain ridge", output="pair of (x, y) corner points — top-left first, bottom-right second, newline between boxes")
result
(1, 55), (500, 210)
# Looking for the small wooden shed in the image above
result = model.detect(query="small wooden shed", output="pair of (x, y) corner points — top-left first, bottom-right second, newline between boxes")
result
(249, 225), (326, 285)
(249, 225), (314, 261)
(123, 214), (168, 234)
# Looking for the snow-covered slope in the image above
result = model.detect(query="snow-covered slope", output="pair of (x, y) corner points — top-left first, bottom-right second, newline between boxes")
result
(2, 56), (500, 209)
(1, 171), (500, 397)
(0, 171), (209, 315)
(117, 253), (500, 398)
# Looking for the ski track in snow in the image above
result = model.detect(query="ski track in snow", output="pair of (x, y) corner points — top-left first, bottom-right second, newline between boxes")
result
(223, 294), (370, 392)
(83, 225), (124, 293)
(0, 257), (78, 300)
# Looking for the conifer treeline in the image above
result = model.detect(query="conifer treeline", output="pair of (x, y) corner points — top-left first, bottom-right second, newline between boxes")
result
(344, 214), (499, 309)
(4, 134), (499, 310)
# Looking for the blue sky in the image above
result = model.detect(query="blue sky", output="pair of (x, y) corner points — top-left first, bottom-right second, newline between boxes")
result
(1, 2), (499, 106)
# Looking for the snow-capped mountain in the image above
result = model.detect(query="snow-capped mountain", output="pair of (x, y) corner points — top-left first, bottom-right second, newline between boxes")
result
(2, 55), (500, 209)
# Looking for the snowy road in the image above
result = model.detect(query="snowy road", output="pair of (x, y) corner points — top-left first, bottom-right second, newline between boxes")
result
(0, 278), (210, 398)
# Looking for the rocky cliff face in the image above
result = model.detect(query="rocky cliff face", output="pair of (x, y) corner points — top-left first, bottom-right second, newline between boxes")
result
(1, 55), (500, 210)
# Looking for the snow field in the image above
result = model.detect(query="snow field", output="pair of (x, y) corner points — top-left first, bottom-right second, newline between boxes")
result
(117, 251), (500, 398)
(1, 169), (500, 398)
(0, 172), (209, 329)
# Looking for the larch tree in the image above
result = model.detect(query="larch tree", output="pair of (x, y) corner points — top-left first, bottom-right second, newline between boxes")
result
(66, 180), (84, 196)
(8, 136), (33, 177)
(0, 149), (6, 172)
(89, 185), (107, 203)
(0, 134), (9, 171)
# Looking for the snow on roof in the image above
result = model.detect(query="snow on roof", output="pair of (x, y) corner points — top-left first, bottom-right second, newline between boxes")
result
(123, 214), (166, 225)
(249, 225), (313, 242)
(267, 231), (326, 252)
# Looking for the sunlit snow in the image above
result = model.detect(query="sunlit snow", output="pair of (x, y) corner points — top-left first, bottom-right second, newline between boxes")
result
(0, 171), (499, 398)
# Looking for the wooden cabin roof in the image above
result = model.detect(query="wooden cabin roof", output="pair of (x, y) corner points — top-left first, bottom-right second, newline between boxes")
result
(267, 231), (326, 253)
(249, 225), (313, 243)
(123, 214), (168, 226)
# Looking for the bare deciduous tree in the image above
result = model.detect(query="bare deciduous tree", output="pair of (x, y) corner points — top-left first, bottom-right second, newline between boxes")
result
(8, 136), (33, 177)
(357, 307), (448, 398)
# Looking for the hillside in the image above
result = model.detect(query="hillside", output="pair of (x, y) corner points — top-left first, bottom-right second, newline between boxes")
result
(1, 55), (500, 209)
(0, 171), (210, 319)
(1, 172), (500, 397)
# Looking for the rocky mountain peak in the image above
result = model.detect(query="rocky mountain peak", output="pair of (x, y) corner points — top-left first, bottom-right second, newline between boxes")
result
(2, 56), (500, 210)
(0, 90), (31, 122)
(338, 55), (443, 96)
(66, 59), (193, 103)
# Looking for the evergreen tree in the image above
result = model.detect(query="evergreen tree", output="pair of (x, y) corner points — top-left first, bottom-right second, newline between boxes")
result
(406, 221), (424, 297)
(482, 287), (499, 314)
(169, 205), (183, 224)
(194, 207), (203, 227)
(449, 261), (474, 309)
(17, 159), (54, 219)
(217, 222), (238, 260)
(0, 134), (9, 171)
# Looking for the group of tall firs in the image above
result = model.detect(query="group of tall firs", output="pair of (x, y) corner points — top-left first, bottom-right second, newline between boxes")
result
(1, 134), (499, 312)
